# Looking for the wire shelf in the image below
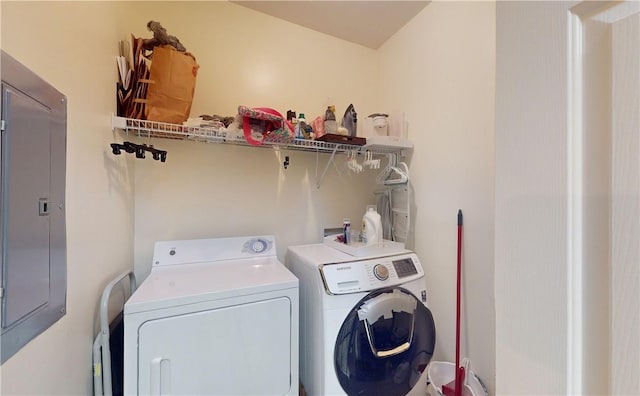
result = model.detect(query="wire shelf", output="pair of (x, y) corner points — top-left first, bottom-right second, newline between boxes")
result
(111, 115), (411, 156)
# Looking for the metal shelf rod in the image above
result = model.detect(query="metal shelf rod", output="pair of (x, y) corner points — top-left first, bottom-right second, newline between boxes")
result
(316, 146), (339, 189)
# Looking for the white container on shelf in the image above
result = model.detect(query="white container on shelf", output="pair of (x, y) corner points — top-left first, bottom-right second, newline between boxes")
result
(362, 205), (382, 245)
(363, 114), (389, 138)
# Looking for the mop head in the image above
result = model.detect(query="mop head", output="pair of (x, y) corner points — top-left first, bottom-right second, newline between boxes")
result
(427, 361), (487, 396)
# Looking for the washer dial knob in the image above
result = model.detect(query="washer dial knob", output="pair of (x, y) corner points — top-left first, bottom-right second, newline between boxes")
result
(373, 264), (390, 281)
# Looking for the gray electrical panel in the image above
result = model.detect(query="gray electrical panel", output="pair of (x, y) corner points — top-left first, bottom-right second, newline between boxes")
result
(0, 50), (67, 364)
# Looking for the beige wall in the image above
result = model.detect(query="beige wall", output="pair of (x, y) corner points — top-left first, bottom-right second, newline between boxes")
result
(1, 2), (135, 395)
(119, 2), (380, 119)
(378, 2), (496, 393)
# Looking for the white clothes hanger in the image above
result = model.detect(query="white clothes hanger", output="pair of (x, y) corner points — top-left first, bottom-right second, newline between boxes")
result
(379, 154), (409, 185)
(376, 153), (395, 184)
(385, 165), (408, 185)
(363, 151), (380, 170)
(347, 150), (363, 173)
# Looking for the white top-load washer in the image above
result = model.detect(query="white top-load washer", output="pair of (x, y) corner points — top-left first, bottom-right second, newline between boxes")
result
(124, 235), (299, 396)
(287, 242), (435, 396)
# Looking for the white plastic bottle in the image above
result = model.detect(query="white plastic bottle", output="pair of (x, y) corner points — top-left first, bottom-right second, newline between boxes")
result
(362, 205), (382, 245)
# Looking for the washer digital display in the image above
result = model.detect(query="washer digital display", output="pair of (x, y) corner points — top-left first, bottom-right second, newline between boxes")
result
(392, 258), (417, 278)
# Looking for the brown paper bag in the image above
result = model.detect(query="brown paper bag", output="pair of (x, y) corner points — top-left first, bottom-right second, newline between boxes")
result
(145, 45), (199, 124)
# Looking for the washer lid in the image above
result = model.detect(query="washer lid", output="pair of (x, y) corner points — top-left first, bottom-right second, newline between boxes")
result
(125, 256), (298, 314)
(287, 243), (410, 266)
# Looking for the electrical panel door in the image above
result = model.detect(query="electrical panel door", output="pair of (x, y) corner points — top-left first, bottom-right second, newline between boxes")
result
(1, 86), (52, 328)
(0, 50), (67, 364)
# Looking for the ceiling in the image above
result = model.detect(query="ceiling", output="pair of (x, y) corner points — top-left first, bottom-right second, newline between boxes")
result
(231, 1), (430, 49)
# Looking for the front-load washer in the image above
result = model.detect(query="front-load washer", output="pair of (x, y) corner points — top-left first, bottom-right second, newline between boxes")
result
(287, 243), (435, 396)
(124, 235), (299, 396)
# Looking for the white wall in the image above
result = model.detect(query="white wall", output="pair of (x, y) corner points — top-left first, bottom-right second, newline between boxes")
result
(378, 2), (496, 393)
(114, 2), (382, 280)
(0, 0), (3, 386)
(581, 15), (612, 395)
(495, 1), (574, 393)
(611, 11), (639, 395)
(1, 2), (135, 395)
(497, 2), (640, 394)
(0, 0), (3, 387)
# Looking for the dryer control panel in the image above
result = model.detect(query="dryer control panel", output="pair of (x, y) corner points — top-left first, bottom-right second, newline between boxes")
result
(320, 253), (423, 294)
(152, 235), (275, 267)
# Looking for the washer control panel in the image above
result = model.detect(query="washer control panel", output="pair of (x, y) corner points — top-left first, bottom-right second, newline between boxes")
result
(320, 253), (423, 294)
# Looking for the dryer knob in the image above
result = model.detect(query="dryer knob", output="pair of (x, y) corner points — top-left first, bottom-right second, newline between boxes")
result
(251, 239), (267, 253)
(373, 264), (389, 281)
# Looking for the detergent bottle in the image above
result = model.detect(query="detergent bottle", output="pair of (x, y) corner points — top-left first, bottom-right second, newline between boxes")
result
(362, 205), (382, 245)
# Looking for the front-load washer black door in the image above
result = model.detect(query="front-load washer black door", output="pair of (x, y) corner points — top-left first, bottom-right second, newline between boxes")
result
(334, 287), (436, 396)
